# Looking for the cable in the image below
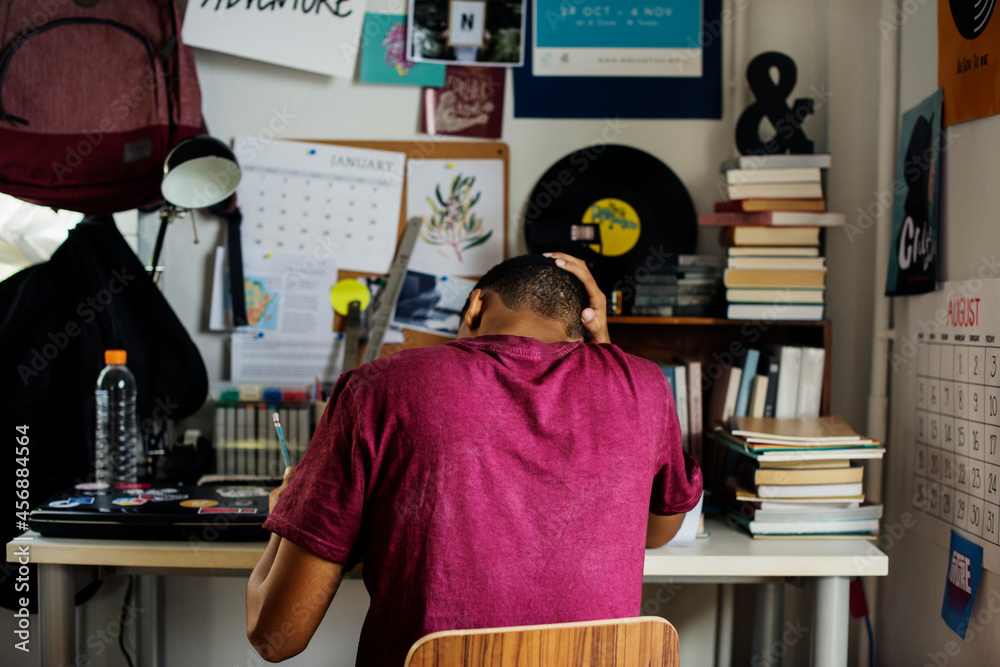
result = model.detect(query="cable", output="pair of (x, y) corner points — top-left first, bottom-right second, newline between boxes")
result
(119, 576), (136, 667)
(865, 613), (874, 667)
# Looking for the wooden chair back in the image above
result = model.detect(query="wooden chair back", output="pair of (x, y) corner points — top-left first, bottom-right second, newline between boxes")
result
(403, 616), (679, 667)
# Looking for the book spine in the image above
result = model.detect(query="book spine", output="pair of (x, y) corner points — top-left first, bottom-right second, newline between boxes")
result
(762, 357), (781, 418)
(734, 349), (760, 417)
(673, 364), (690, 452)
(774, 346), (803, 419)
(796, 347), (826, 418)
(685, 359), (703, 461)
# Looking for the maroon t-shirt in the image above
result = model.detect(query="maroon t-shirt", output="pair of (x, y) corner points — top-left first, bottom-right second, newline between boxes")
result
(264, 334), (702, 666)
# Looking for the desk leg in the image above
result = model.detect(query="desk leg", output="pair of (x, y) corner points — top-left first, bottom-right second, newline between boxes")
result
(38, 563), (75, 666)
(811, 576), (849, 667)
(715, 583), (735, 667)
(753, 582), (784, 666)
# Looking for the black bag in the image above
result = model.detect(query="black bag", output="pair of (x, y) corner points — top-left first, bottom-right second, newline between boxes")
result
(0, 214), (208, 611)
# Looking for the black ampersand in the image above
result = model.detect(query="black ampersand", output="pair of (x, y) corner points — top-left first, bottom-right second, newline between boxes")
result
(735, 51), (814, 155)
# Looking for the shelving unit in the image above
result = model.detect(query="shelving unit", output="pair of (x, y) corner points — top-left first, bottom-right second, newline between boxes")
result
(607, 317), (832, 416)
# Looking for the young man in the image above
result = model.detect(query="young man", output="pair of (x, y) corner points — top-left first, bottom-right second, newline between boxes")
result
(247, 253), (702, 665)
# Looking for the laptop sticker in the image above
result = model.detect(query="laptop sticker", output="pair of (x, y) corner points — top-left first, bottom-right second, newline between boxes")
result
(198, 507), (259, 515)
(48, 497), (95, 508)
(74, 482), (109, 491)
(216, 486), (270, 498)
(112, 497), (148, 506)
(140, 494), (189, 503)
(180, 499), (219, 509)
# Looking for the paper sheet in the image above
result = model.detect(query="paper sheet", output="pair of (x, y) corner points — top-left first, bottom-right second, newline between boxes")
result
(236, 138), (405, 274)
(664, 492), (705, 547)
(231, 330), (346, 385)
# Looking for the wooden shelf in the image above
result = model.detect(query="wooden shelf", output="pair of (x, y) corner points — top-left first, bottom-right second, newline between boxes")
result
(607, 318), (832, 416)
(608, 316), (828, 327)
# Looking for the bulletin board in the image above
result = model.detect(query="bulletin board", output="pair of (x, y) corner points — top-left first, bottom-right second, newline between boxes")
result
(308, 139), (510, 352)
(906, 278), (1000, 573)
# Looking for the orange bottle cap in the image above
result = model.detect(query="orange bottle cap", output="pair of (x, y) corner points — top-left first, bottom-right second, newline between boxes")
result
(105, 350), (127, 365)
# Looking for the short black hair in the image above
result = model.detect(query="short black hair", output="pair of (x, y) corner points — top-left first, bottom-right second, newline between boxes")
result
(463, 254), (589, 339)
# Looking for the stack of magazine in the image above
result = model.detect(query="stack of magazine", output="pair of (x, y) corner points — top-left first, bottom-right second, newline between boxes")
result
(710, 415), (884, 539)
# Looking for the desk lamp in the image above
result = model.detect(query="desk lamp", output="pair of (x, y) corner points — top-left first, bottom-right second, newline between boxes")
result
(148, 135), (242, 283)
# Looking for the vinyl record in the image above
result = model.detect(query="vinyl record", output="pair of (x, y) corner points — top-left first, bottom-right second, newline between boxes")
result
(523, 145), (696, 294)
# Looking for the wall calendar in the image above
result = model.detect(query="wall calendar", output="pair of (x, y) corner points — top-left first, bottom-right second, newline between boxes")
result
(907, 278), (1000, 572)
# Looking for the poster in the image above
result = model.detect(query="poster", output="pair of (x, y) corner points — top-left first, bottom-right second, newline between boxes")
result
(938, 0), (1000, 125)
(359, 13), (447, 87)
(886, 89), (941, 297)
(512, 0), (721, 119)
(408, 0), (527, 66)
(405, 159), (505, 276)
(532, 0), (702, 77)
(421, 66), (505, 138)
(182, 0), (364, 77)
(942, 530), (983, 638)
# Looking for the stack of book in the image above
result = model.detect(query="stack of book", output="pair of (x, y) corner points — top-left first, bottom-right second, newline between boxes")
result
(628, 254), (723, 317)
(700, 154), (845, 321)
(710, 415), (884, 538)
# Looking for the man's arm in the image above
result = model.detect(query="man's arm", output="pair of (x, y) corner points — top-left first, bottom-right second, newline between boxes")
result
(646, 512), (686, 548)
(247, 468), (346, 662)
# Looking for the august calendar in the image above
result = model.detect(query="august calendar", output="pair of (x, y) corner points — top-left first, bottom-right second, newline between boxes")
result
(908, 278), (1000, 572)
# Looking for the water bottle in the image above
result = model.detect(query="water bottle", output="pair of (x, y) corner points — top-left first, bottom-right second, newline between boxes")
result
(94, 349), (140, 484)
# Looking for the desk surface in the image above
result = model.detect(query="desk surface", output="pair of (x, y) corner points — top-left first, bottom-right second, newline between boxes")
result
(7, 517), (888, 578)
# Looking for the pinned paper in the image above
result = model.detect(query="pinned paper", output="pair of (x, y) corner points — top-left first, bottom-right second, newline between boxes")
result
(182, 0), (365, 77)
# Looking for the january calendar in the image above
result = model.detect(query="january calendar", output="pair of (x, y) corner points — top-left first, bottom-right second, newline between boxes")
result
(908, 278), (1000, 573)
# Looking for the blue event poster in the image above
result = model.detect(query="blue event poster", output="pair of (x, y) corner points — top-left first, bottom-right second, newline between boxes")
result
(942, 530), (983, 638)
(359, 13), (446, 87)
(885, 88), (941, 296)
(533, 0), (703, 77)
(513, 0), (721, 119)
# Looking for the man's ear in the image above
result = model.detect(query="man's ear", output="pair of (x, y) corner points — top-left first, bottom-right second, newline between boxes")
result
(462, 289), (484, 332)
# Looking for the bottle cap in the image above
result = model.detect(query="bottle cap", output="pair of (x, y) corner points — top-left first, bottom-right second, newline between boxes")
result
(105, 350), (127, 365)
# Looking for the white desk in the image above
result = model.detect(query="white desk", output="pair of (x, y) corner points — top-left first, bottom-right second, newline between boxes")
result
(7, 517), (887, 667)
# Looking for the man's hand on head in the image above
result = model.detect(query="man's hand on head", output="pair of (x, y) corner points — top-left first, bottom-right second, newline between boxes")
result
(544, 252), (610, 344)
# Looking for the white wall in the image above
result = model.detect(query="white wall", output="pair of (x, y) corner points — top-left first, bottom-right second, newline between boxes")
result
(878, 2), (1000, 666)
(0, 1), (888, 665)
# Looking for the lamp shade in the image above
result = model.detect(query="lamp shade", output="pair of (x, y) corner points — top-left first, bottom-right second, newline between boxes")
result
(160, 136), (241, 209)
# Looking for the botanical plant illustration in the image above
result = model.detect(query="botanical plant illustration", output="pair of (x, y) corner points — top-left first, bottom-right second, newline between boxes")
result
(420, 174), (493, 261)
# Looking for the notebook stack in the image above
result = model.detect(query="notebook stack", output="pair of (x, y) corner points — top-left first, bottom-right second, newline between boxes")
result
(627, 254), (724, 317)
(710, 415), (884, 539)
(699, 154), (844, 321)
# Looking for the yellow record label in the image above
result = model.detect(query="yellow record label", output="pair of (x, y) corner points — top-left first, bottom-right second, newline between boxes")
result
(582, 198), (641, 257)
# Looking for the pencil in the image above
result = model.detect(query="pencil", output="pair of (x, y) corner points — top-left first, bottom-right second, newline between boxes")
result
(272, 412), (292, 469)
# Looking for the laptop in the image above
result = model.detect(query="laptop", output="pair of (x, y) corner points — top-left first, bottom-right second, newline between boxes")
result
(29, 480), (275, 541)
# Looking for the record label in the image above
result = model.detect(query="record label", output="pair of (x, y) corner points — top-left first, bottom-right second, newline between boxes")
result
(582, 198), (641, 257)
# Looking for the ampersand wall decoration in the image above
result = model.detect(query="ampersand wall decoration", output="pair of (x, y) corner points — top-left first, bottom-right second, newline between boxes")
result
(735, 51), (815, 156)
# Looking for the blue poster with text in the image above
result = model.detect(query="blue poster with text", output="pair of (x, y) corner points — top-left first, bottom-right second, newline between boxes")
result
(942, 530), (983, 638)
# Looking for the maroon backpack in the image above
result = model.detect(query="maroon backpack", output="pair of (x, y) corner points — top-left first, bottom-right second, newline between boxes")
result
(0, 0), (202, 214)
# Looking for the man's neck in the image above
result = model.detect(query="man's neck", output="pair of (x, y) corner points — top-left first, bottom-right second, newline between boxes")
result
(469, 312), (580, 344)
